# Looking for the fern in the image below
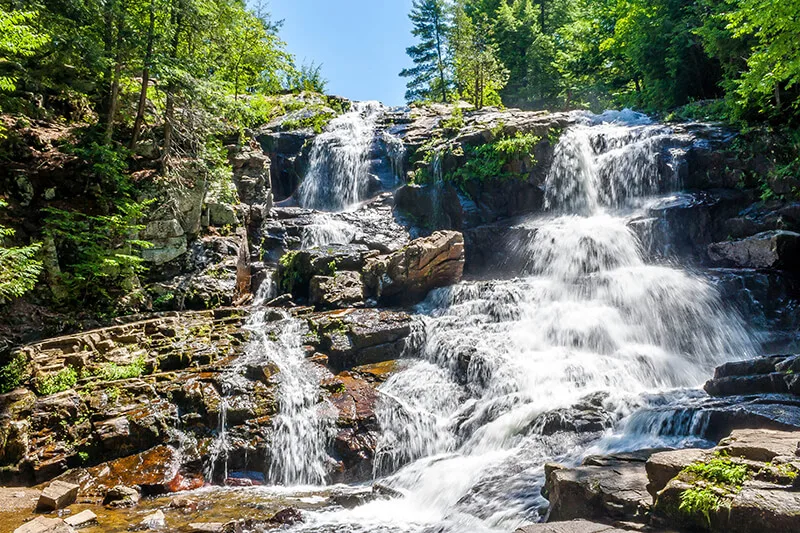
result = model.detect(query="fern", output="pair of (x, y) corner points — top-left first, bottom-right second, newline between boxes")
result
(0, 200), (43, 302)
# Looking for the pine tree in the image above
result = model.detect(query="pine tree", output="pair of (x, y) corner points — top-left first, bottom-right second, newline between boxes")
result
(400, 0), (453, 104)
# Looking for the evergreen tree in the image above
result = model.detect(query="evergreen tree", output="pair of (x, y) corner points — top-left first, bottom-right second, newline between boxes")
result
(400, 0), (453, 103)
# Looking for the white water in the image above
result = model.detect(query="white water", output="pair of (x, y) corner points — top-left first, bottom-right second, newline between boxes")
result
(206, 283), (335, 486)
(297, 101), (385, 211)
(279, 110), (754, 532)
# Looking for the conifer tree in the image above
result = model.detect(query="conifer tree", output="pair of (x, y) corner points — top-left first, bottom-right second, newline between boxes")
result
(400, 0), (453, 103)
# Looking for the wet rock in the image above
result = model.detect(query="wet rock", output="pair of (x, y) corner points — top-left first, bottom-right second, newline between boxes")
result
(708, 230), (800, 270)
(102, 485), (140, 508)
(544, 455), (652, 523)
(36, 480), (79, 511)
(277, 244), (372, 298)
(529, 393), (615, 436)
(188, 524), (224, 533)
(137, 510), (166, 530)
(307, 308), (413, 371)
(309, 271), (365, 309)
(271, 507), (303, 525)
(515, 521), (629, 533)
(63, 510), (97, 528)
(363, 231), (465, 305)
(705, 354), (800, 396)
(13, 516), (74, 533)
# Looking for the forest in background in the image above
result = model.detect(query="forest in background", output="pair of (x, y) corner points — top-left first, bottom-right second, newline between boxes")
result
(401, 0), (800, 125)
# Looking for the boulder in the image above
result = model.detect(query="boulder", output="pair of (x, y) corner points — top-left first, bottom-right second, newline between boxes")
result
(309, 271), (365, 309)
(645, 448), (709, 497)
(36, 480), (79, 511)
(707, 230), (800, 270)
(363, 231), (465, 305)
(307, 309), (413, 371)
(705, 355), (800, 397)
(515, 521), (629, 533)
(102, 485), (140, 508)
(63, 510), (97, 528)
(137, 510), (166, 530)
(544, 457), (651, 523)
(277, 244), (372, 298)
(13, 517), (74, 533)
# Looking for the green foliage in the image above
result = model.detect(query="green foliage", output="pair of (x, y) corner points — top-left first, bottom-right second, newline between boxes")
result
(441, 106), (465, 133)
(43, 201), (153, 307)
(96, 356), (146, 381)
(401, 0), (454, 104)
(452, 5), (509, 109)
(679, 487), (725, 526)
(285, 62), (328, 93)
(447, 132), (541, 186)
(683, 458), (750, 486)
(35, 366), (78, 396)
(281, 107), (337, 134)
(0, 200), (43, 303)
(278, 251), (303, 294)
(64, 142), (132, 197)
(0, 352), (29, 394)
(0, 10), (49, 94)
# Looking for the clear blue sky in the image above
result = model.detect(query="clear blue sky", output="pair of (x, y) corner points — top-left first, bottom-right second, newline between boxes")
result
(267, 0), (415, 106)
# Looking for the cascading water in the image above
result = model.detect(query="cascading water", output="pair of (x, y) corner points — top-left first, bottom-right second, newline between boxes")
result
(206, 282), (335, 486)
(288, 111), (755, 532)
(297, 101), (385, 211)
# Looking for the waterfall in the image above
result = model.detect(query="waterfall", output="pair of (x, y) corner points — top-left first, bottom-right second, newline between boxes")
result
(206, 282), (334, 486)
(297, 101), (385, 211)
(291, 111), (755, 532)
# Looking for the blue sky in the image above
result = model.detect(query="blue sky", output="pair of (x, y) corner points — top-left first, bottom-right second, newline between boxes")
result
(268, 0), (415, 106)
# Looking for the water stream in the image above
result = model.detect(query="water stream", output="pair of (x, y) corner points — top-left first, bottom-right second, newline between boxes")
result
(214, 110), (755, 532)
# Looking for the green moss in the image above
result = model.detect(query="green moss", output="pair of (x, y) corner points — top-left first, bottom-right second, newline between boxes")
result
(35, 366), (78, 396)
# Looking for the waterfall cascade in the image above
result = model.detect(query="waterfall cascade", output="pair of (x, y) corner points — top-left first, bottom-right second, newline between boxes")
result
(296, 101), (385, 211)
(287, 111), (754, 532)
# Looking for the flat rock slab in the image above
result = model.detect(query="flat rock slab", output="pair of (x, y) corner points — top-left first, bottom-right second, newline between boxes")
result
(188, 524), (224, 533)
(36, 480), (79, 511)
(515, 520), (629, 533)
(718, 428), (800, 461)
(63, 509), (97, 528)
(13, 516), (74, 533)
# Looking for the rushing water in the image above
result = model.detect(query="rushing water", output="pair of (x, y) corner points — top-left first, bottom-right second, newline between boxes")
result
(265, 110), (755, 532)
(217, 110), (755, 532)
(297, 101), (385, 211)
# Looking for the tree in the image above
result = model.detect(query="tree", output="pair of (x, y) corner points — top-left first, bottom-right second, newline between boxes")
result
(725, 0), (800, 119)
(400, 0), (453, 103)
(0, 10), (48, 94)
(452, 4), (509, 109)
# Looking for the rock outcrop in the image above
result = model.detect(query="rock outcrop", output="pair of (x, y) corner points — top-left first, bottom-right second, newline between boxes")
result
(539, 428), (800, 533)
(363, 231), (465, 305)
(708, 230), (800, 270)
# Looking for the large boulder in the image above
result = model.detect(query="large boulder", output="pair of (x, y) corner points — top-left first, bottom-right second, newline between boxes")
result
(707, 230), (800, 270)
(363, 231), (465, 305)
(306, 309), (413, 371)
(544, 455), (652, 523)
(309, 271), (365, 309)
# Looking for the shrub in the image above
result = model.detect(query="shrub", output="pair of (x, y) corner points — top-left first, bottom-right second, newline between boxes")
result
(96, 356), (146, 381)
(35, 366), (78, 396)
(0, 352), (29, 393)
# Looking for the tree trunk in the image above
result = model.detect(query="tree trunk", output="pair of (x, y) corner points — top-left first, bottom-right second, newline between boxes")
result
(105, 34), (124, 143)
(434, 12), (448, 103)
(163, 2), (183, 166)
(130, 0), (156, 149)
